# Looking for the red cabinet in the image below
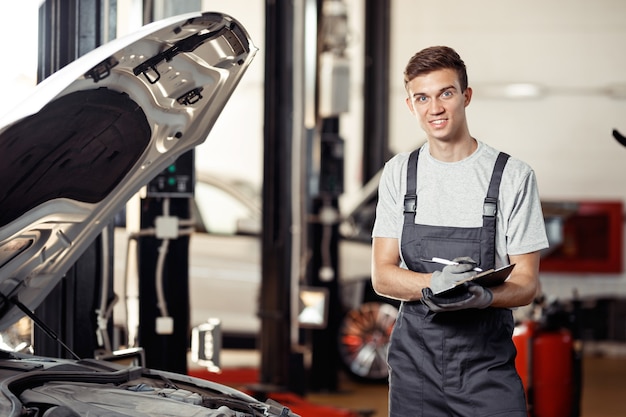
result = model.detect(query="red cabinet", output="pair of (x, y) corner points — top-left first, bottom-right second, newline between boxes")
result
(541, 200), (623, 273)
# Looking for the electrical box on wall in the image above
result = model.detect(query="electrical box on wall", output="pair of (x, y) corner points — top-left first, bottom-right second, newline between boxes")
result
(541, 200), (623, 273)
(146, 150), (195, 198)
(319, 53), (350, 117)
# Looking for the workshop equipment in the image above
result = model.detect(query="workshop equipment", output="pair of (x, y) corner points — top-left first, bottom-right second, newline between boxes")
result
(513, 297), (582, 417)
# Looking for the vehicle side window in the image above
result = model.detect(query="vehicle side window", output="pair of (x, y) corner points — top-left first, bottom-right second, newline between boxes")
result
(194, 181), (255, 235)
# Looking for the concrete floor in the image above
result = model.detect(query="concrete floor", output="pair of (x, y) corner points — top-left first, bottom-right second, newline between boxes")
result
(305, 354), (626, 417)
(209, 347), (626, 417)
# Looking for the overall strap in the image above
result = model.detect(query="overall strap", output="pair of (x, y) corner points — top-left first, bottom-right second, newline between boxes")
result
(404, 149), (510, 225)
(483, 152), (510, 221)
(403, 148), (420, 225)
(481, 152), (510, 268)
(403, 148), (510, 226)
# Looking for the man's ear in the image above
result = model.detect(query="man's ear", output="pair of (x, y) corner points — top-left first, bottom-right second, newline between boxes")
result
(405, 96), (415, 114)
(464, 87), (473, 107)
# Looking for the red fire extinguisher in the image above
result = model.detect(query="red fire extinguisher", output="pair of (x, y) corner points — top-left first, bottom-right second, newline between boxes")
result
(513, 295), (583, 417)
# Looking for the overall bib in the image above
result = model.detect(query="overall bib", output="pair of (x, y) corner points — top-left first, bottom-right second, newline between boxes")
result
(387, 148), (528, 417)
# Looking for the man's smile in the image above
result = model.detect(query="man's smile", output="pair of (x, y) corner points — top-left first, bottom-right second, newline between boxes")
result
(430, 118), (448, 127)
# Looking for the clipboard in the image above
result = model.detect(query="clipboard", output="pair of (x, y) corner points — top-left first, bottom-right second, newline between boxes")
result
(434, 264), (516, 296)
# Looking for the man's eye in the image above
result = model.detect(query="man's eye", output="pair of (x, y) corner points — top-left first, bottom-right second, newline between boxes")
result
(441, 91), (453, 98)
(417, 96), (428, 103)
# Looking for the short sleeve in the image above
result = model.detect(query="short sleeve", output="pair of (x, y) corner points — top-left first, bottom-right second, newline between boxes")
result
(372, 157), (405, 239)
(504, 169), (549, 256)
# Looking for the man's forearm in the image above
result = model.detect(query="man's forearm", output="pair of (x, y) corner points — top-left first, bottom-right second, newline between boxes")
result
(372, 264), (431, 302)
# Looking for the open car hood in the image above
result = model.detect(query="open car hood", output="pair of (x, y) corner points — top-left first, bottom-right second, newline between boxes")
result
(0, 11), (257, 331)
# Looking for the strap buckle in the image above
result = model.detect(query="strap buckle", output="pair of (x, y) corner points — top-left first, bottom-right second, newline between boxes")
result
(483, 197), (497, 216)
(404, 195), (417, 214)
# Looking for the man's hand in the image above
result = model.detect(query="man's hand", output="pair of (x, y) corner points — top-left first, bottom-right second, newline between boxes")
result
(430, 257), (478, 294)
(421, 283), (493, 313)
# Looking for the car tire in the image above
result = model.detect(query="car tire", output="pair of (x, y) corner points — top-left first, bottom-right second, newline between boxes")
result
(337, 301), (398, 382)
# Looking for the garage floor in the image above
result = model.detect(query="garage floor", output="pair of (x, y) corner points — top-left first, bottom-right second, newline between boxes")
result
(198, 346), (626, 417)
(306, 354), (626, 417)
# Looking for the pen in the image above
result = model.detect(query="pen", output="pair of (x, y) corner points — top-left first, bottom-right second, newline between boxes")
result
(429, 257), (483, 272)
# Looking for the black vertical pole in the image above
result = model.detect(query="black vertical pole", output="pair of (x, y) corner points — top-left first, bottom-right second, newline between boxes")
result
(135, 0), (192, 375)
(259, 0), (302, 395)
(362, 0), (392, 182)
(34, 0), (113, 360)
(309, 117), (343, 392)
(137, 197), (190, 374)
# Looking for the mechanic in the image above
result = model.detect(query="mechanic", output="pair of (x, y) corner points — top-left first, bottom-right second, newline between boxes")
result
(371, 45), (549, 416)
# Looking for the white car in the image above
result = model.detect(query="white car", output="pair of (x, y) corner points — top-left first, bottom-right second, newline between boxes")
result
(0, 11), (303, 416)
(114, 169), (399, 382)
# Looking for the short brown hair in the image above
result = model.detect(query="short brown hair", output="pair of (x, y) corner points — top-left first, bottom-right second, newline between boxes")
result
(403, 46), (468, 92)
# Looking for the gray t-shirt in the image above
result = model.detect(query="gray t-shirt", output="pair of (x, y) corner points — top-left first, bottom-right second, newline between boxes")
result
(372, 140), (549, 269)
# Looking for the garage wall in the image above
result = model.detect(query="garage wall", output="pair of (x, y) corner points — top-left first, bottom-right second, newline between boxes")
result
(194, 0), (266, 187)
(0, 2), (40, 116)
(385, 0), (626, 300)
(388, 0), (626, 200)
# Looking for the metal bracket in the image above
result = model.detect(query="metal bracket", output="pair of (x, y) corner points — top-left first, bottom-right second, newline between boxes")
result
(85, 57), (119, 83)
(177, 87), (204, 105)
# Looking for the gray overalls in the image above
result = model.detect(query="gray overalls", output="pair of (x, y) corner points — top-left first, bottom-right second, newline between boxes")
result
(387, 148), (528, 417)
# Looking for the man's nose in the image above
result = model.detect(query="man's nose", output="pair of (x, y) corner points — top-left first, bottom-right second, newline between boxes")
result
(428, 99), (444, 114)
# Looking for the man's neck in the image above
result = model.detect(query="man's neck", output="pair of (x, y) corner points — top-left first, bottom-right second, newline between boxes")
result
(427, 136), (477, 162)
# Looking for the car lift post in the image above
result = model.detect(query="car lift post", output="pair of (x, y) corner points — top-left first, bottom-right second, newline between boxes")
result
(137, 152), (195, 374)
(308, 0), (350, 391)
(258, 0), (305, 396)
(33, 0), (115, 360)
(309, 119), (344, 392)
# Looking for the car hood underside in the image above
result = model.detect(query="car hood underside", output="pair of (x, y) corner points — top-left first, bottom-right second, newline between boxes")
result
(1, 88), (151, 228)
(0, 11), (257, 331)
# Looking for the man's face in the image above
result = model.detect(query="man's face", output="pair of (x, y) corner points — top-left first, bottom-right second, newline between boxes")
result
(405, 68), (472, 143)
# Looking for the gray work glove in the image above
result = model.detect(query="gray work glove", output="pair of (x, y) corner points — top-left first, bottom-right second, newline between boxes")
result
(429, 256), (478, 295)
(421, 282), (494, 313)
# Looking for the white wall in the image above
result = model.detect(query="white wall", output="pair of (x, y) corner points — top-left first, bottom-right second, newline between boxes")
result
(386, 0), (626, 300)
(0, 1), (40, 116)
(193, 0), (266, 188)
(389, 0), (626, 200)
